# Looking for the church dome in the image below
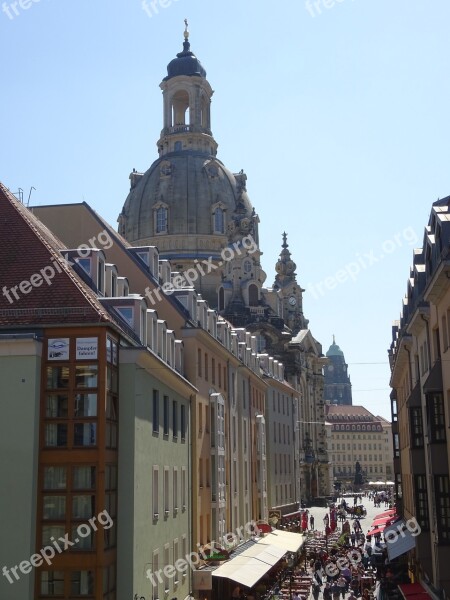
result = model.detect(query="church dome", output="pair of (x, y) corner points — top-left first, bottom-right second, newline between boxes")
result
(326, 340), (344, 357)
(119, 154), (254, 246)
(165, 39), (206, 80)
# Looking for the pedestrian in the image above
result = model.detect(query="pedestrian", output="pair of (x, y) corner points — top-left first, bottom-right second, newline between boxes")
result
(310, 514), (315, 530)
(332, 581), (341, 600)
(312, 572), (322, 600)
(350, 531), (356, 546)
(338, 575), (347, 599)
(323, 582), (332, 600)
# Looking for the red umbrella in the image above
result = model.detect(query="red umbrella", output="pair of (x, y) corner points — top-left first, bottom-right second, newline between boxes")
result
(371, 516), (392, 526)
(375, 509), (396, 518)
(367, 526), (385, 536)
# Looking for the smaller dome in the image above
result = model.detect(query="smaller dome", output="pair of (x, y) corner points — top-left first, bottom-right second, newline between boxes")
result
(165, 39), (206, 80)
(326, 340), (344, 357)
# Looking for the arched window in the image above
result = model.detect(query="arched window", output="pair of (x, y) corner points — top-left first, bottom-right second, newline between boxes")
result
(154, 205), (168, 234)
(214, 208), (224, 234)
(174, 141), (182, 152)
(248, 284), (259, 306)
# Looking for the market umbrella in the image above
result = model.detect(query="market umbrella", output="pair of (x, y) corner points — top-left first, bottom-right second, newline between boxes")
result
(371, 516), (392, 526)
(367, 527), (385, 537)
(375, 510), (396, 518)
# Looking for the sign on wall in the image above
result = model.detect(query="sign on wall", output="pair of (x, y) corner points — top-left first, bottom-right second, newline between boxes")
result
(48, 338), (70, 361)
(76, 338), (98, 360)
(193, 570), (212, 590)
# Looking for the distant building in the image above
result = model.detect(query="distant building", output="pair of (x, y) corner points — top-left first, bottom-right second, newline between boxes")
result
(389, 196), (450, 597)
(323, 337), (353, 406)
(325, 405), (393, 487)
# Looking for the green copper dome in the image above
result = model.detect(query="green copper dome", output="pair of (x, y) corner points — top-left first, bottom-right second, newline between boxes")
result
(326, 337), (344, 357)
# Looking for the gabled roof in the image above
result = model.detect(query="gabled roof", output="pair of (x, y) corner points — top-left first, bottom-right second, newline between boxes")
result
(0, 183), (111, 327)
(290, 328), (323, 356)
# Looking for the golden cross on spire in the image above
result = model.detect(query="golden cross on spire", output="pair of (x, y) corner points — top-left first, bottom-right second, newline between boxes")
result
(184, 18), (189, 39)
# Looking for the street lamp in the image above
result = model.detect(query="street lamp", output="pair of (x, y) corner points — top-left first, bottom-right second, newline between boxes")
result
(286, 552), (296, 600)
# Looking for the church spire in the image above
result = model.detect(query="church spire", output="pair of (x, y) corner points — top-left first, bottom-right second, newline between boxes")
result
(274, 232), (297, 286)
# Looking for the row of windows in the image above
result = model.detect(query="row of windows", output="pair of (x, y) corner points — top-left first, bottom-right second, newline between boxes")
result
(272, 391), (290, 416)
(41, 520), (116, 552)
(274, 453), (292, 476)
(197, 349), (227, 390)
(334, 465), (384, 475)
(151, 536), (188, 600)
(273, 422), (291, 445)
(275, 483), (293, 506)
(410, 393), (447, 447)
(152, 466), (187, 518)
(154, 205), (226, 235)
(152, 391), (187, 440)
(333, 433), (383, 440)
(333, 454), (384, 463)
(39, 565), (115, 598)
(332, 442), (383, 451)
(332, 424), (383, 432)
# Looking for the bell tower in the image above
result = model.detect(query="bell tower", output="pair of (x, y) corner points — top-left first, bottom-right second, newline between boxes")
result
(273, 232), (308, 334)
(157, 20), (218, 158)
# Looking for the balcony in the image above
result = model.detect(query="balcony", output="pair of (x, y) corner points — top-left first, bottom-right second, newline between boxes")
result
(168, 124), (192, 134)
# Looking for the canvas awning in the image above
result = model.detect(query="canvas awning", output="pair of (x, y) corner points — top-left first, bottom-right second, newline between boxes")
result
(212, 542), (285, 588)
(212, 531), (305, 587)
(258, 530), (305, 553)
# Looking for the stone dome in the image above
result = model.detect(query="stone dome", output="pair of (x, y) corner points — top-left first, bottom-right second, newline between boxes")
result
(119, 153), (254, 248)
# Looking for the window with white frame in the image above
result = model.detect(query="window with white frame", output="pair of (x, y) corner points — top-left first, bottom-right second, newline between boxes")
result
(164, 467), (169, 514)
(154, 203), (168, 234)
(173, 468), (178, 511)
(152, 466), (159, 518)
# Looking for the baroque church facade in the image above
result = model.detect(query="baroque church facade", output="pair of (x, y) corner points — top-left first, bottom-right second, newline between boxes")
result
(119, 27), (330, 503)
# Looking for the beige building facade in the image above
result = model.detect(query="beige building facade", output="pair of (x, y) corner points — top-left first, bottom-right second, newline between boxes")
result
(325, 405), (394, 487)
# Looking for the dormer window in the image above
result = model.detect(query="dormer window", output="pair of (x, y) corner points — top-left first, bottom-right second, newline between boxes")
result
(97, 260), (104, 294)
(76, 258), (91, 276)
(111, 274), (117, 297)
(137, 251), (149, 266)
(117, 307), (133, 327)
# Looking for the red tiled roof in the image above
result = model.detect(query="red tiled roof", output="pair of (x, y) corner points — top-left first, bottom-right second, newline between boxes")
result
(0, 183), (111, 327)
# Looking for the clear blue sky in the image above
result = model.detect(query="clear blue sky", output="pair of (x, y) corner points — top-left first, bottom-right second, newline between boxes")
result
(2, 0), (450, 419)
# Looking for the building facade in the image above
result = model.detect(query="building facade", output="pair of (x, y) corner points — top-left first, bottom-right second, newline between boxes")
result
(117, 28), (330, 503)
(325, 405), (394, 488)
(389, 196), (450, 598)
(1, 25), (332, 600)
